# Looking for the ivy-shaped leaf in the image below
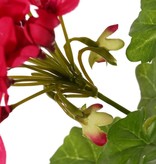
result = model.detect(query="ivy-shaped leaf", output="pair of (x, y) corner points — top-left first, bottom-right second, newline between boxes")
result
(97, 110), (156, 164)
(126, 0), (156, 62)
(136, 57), (156, 116)
(50, 127), (103, 164)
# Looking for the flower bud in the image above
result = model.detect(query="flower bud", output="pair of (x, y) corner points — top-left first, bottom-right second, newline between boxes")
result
(80, 103), (113, 146)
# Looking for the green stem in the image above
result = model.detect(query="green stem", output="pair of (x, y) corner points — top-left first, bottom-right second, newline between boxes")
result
(56, 86), (84, 118)
(12, 88), (52, 109)
(59, 16), (81, 76)
(54, 42), (71, 68)
(78, 47), (94, 84)
(97, 92), (130, 115)
(59, 16), (74, 66)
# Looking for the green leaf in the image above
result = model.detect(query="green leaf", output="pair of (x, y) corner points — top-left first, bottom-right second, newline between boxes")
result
(50, 127), (103, 164)
(97, 110), (156, 164)
(136, 57), (156, 116)
(126, 0), (156, 62)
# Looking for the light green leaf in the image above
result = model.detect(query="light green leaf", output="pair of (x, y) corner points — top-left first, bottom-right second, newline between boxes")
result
(50, 127), (103, 164)
(97, 110), (156, 164)
(126, 0), (156, 62)
(136, 57), (156, 116)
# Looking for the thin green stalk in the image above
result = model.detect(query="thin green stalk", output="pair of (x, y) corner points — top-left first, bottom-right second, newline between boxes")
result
(78, 47), (94, 84)
(59, 16), (74, 66)
(97, 92), (130, 115)
(12, 88), (53, 109)
(22, 64), (53, 77)
(9, 76), (54, 81)
(13, 82), (51, 86)
(56, 86), (84, 118)
(54, 43), (71, 68)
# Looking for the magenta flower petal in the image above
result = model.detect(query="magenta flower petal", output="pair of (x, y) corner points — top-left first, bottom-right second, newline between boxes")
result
(88, 103), (103, 111)
(0, 0), (30, 22)
(0, 136), (6, 164)
(0, 47), (9, 111)
(53, 0), (80, 15)
(33, 9), (59, 30)
(30, 0), (80, 16)
(0, 106), (13, 123)
(0, 77), (10, 115)
(0, 47), (7, 77)
(86, 129), (107, 146)
(0, 17), (17, 53)
(7, 45), (40, 67)
(28, 23), (55, 47)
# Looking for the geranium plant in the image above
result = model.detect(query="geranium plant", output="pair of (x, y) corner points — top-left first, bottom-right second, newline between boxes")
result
(0, 0), (156, 163)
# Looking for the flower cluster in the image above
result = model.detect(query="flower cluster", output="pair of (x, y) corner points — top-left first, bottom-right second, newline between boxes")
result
(0, 0), (79, 162)
(0, 0), (79, 121)
(0, 0), (126, 163)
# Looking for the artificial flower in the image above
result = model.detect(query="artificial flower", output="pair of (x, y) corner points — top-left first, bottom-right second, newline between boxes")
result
(89, 24), (124, 67)
(80, 104), (113, 146)
(0, 136), (6, 164)
(0, 76), (9, 114)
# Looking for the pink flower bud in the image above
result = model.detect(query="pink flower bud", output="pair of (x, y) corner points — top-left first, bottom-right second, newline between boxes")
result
(80, 104), (113, 146)
(106, 24), (118, 34)
(85, 129), (107, 146)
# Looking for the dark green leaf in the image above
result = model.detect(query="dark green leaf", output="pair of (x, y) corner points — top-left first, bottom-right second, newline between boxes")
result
(141, 0), (156, 10)
(136, 57), (156, 116)
(97, 110), (156, 164)
(50, 127), (103, 164)
(126, 0), (156, 62)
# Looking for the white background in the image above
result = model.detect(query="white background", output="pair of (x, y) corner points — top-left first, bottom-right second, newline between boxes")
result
(1, 0), (141, 164)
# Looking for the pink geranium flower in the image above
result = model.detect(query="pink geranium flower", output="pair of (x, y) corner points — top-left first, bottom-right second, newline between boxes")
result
(80, 104), (113, 146)
(0, 136), (6, 164)
(0, 0), (40, 116)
